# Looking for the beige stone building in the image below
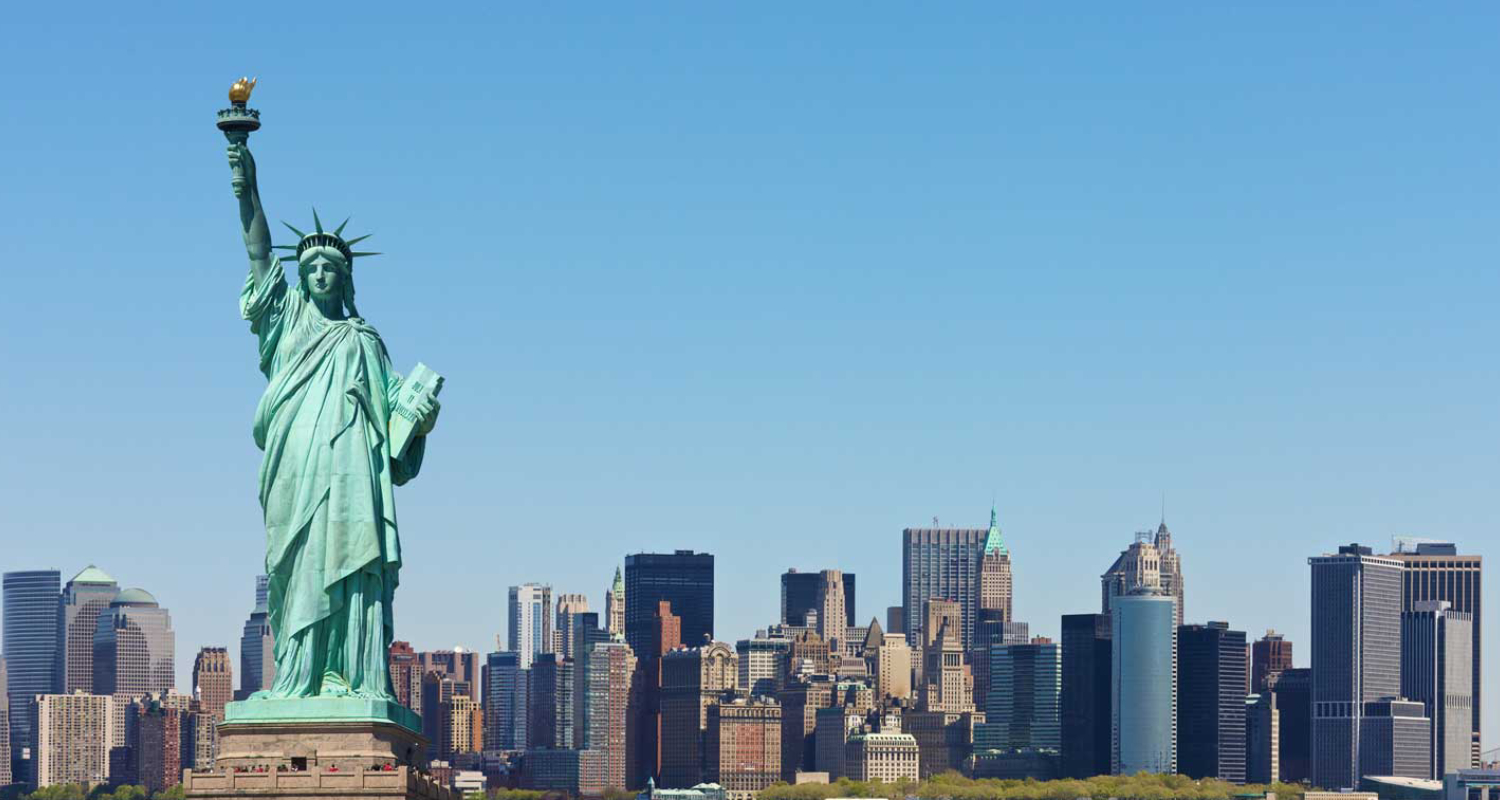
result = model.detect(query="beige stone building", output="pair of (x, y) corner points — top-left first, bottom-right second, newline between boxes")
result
(1102, 523), (1185, 626)
(874, 634), (912, 701)
(844, 731), (919, 783)
(192, 647), (233, 721)
(33, 691), (115, 788)
(706, 698), (782, 799)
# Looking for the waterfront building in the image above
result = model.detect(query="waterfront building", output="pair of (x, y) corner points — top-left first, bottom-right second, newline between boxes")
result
(1061, 613), (1112, 778)
(1178, 622), (1246, 783)
(1310, 544), (1403, 789)
(1111, 588), (1176, 775)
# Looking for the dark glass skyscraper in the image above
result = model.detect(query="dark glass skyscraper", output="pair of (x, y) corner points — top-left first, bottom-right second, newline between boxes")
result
(1272, 667), (1311, 783)
(1309, 544), (1404, 790)
(483, 650), (527, 750)
(238, 575), (274, 700)
(780, 569), (856, 627)
(624, 551), (714, 658)
(1178, 622), (1247, 783)
(1061, 613), (1111, 778)
(3, 569), (60, 783)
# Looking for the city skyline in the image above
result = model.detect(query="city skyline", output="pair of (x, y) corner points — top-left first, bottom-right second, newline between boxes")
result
(2, 1), (1498, 766)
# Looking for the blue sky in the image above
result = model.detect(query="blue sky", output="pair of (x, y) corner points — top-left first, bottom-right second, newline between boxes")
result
(2, 4), (1495, 749)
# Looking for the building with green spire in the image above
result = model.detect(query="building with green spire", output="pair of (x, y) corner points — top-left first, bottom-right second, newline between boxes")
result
(607, 566), (626, 640)
(980, 504), (1013, 625)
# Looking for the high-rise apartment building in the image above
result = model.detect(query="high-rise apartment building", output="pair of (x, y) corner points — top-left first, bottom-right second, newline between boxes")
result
(530, 653), (575, 750)
(903, 524), (987, 651)
(510, 583), (554, 670)
(781, 569), (856, 629)
(1111, 588), (1176, 776)
(1309, 544), (1404, 790)
(1392, 540), (1482, 767)
(1102, 524), (1185, 627)
(1271, 667), (1311, 783)
(92, 588), (174, 697)
(4, 569), (61, 783)
(584, 640), (636, 792)
(1245, 692), (1279, 784)
(237, 575), (273, 700)
(440, 694), (484, 760)
(555, 594), (590, 658)
(420, 648), (479, 698)
(1251, 631), (1293, 695)
(625, 551), (715, 656)
(979, 638), (1060, 751)
(705, 698), (782, 800)
(32, 692), (114, 788)
(135, 695), (193, 794)
(388, 641), (422, 711)
(483, 650), (528, 751)
(659, 642), (737, 788)
(191, 647), (232, 723)
(56, 566), (118, 696)
(1401, 600), (1473, 778)
(1177, 622), (1246, 783)
(1061, 613), (1112, 779)
(979, 506), (1014, 625)
(606, 567), (626, 640)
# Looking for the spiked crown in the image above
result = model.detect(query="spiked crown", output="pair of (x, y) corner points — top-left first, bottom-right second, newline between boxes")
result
(271, 208), (380, 264)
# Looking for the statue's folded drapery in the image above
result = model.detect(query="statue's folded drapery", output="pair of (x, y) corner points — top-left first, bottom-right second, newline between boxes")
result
(240, 259), (424, 698)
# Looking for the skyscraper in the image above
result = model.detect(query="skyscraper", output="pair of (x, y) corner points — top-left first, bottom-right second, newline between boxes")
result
(237, 575), (273, 700)
(1102, 525), (1185, 627)
(528, 653), (574, 750)
(979, 505), (1014, 625)
(584, 640), (636, 792)
(1245, 692), (1278, 784)
(0, 659), (12, 787)
(1271, 667), (1311, 783)
(555, 594), (590, 658)
(737, 632), (791, 698)
(571, 611), (612, 745)
(781, 569), (857, 628)
(606, 566), (626, 640)
(903, 523), (987, 650)
(625, 551), (714, 656)
(192, 647), (233, 722)
(32, 692), (113, 788)
(509, 583), (554, 670)
(1401, 600), (1473, 778)
(634, 600), (683, 786)
(815, 570), (847, 650)
(1392, 540), (1482, 767)
(659, 642), (737, 787)
(1177, 622), (1246, 783)
(980, 638), (1060, 751)
(388, 640), (422, 711)
(3, 569), (60, 783)
(56, 566), (118, 696)
(483, 650), (528, 751)
(1251, 631), (1293, 695)
(92, 588), (175, 697)
(1309, 544), (1403, 790)
(1061, 614), (1112, 779)
(1111, 588), (1176, 776)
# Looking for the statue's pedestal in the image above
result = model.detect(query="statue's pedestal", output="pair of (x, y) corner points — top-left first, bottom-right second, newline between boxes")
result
(183, 698), (453, 800)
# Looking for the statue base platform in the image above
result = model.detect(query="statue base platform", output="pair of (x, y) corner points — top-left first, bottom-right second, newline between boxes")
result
(184, 706), (451, 800)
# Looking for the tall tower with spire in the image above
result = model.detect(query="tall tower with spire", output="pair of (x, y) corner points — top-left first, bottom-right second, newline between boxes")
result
(979, 504), (1014, 624)
(606, 566), (626, 640)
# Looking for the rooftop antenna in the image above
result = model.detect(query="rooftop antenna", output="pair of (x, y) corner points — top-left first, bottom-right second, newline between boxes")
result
(1161, 491), (1166, 527)
(933, 516), (940, 528)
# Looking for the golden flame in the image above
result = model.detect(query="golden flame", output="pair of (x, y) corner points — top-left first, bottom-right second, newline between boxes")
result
(229, 76), (258, 104)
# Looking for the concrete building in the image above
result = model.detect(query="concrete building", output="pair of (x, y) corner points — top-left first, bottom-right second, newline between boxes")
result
(777, 676), (834, 781)
(236, 575), (273, 701)
(1111, 588), (1177, 776)
(625, 551), (715, 655)
(1178, 622), (1246, 783)
(978, 506), (1014, 625)
(1310, 544), (1404, 789)
(781, 569), (856, 630)
(903, 524), (987, 651)
(874, 634), (912, 702)
(1358, 698), (1432, 779)
(585, 640), (637, 792)
(4, 569), (61, 783)
(607, 566), (627, 640)
(844, 731), (919, 783)
(918, 613), (972, 715)
(92, 588), (174, 697)
(1393, 541), (1483, 768)
(31, 691), (113, 788)
(57, 566), (118, 696)
(737, 633), (790, 698)
(483, 650), (527, 752)
(979, 638), (1060, 752)
(659, 642), (737, 788)
(1402, 601), (1473, 778)
(814, 571), (848, 651)
(441, 694), (484, 759)
(192, 647), (232, 722)
(510, 583), (554, 670)
(1252, 631), (1293, 695)
(1102, 524), (1185, 627)
(1061, 613), (1112, 779)
(556, 594), (591, 659)
(1246, 692), (1279, 784)
(1273, 667), (1312, 783)
(904, 710), (984, 777)
(705, 698), (781, 799)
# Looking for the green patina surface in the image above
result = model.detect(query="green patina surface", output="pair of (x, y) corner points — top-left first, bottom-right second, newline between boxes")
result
(223, 696), (422, 731)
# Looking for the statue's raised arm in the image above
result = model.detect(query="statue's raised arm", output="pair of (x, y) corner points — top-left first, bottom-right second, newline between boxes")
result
(219, 77), (273, 284)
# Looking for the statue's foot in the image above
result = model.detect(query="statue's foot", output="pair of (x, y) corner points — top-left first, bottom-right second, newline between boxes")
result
(247, 690), (275, 701)
(320, 671), (354, 696)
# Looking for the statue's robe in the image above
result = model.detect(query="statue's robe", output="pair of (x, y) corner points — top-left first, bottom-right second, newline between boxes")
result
(241, 259), (424, 698)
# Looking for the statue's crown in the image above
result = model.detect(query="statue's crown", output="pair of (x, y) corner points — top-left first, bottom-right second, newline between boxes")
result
(272, 209), (380, 264)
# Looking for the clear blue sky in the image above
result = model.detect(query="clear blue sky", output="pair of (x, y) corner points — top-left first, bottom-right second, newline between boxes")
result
(2, 4), (1495, 749)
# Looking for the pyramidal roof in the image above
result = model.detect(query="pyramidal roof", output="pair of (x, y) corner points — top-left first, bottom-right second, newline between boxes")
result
(983, 504), (1008, 556)
(612, 566), (624, 593)
(70, 564), (117, 585)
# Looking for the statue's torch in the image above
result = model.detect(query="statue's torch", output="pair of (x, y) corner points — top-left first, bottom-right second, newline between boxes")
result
(217, 77), (261, 198)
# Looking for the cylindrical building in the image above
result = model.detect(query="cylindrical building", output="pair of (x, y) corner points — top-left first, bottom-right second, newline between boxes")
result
(1112, 587), (1176, 775)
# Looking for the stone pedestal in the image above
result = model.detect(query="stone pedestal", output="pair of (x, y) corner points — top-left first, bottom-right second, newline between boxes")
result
(183, 698), (452, 800)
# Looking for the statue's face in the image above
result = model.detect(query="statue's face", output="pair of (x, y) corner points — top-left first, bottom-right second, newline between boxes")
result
(300, 249), (347, 301)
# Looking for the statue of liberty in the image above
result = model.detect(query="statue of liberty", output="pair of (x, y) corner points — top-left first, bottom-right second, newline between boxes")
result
(224, 82), (439, 703)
